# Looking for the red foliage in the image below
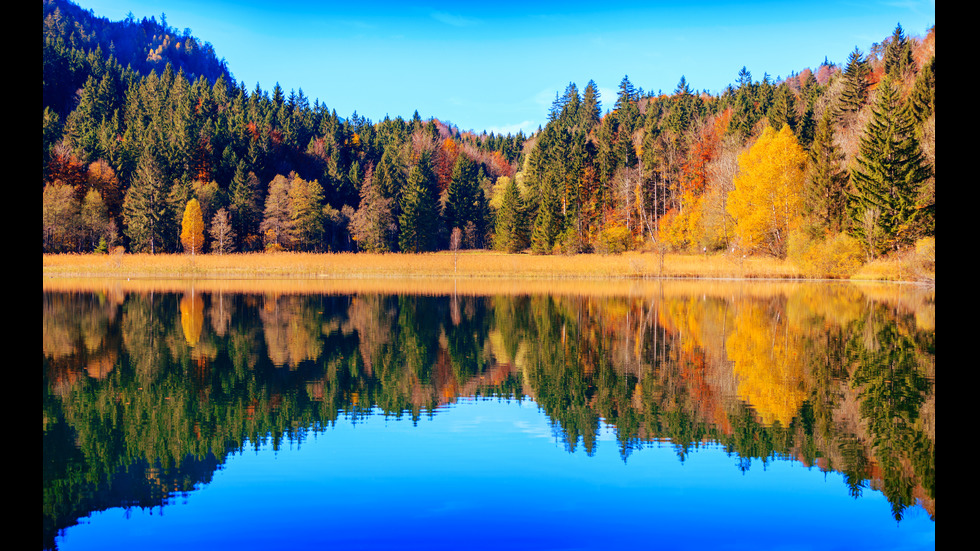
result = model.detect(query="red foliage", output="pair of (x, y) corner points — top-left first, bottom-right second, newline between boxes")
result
(46, 148), (89, 200)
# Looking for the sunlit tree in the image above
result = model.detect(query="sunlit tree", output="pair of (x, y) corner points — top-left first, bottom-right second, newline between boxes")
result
(180, 197), (205, 254)
(727, 124), (806, 256)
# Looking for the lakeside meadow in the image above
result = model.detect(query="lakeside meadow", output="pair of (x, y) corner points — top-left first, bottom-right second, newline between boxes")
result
(42, 248), (933, 283)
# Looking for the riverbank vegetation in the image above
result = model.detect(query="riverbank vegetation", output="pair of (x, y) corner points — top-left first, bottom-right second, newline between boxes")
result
(42, 0), (935, 282)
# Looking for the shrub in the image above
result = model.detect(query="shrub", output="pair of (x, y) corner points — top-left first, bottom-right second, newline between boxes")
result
(788, 230), (864, 278)
(596, 223), (631, 255)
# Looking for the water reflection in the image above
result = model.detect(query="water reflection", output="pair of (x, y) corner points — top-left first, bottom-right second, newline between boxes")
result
(42, 280), (935, 549)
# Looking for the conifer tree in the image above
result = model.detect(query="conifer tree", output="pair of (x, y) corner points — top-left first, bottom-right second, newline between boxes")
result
(229, 164), (261, 251)
(493, 177), (529, 253)
(805, 110), (849, 232)
(398, 152), (439, 253)
(444, 153), (479, 239)
(839, 48), (870, 115)
(123, 147), (173, 253)
(579, 80), (601, 132)
(883, 24), (914, 79)
(908, 55), (935, 128)
(848, 76), (933, 256)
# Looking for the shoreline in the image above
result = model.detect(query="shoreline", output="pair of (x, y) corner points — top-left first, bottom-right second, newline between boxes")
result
(42, 250), (932, 284)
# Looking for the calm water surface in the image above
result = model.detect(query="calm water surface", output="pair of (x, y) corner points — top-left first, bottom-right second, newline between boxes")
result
(42, 279), (935, 550)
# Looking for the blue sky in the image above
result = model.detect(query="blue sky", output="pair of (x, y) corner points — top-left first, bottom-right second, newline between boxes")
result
(76, 1), (935, 135)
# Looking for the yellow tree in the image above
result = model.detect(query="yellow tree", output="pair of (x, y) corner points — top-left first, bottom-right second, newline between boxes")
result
(727, 125), (805, 256)
(180, 198), (205, 255)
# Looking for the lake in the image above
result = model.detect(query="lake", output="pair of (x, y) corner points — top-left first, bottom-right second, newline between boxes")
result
(43, 278), (935, 550)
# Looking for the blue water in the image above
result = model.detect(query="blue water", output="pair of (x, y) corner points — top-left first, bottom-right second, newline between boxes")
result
(55, 397), (934, 551)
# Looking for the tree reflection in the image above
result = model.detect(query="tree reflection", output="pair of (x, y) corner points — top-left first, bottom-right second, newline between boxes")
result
(42, 282), (936, 547)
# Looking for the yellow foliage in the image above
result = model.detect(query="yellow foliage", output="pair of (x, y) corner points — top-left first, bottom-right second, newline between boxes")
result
(727, 125), (806, 257)
(787, 230), (864, 278)
(180, 198), (205, 255)
(179, 293), (204, 346)
(726, 302), (808, 426)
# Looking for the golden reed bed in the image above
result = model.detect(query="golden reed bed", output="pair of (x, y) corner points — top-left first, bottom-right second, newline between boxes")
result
(43, 250), (803, 281)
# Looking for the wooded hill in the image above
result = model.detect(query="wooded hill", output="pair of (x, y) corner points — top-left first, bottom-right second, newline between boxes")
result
(42, 0), (935, 268)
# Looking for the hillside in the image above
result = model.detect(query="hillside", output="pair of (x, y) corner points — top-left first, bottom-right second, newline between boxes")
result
(41, 0), (935, 279)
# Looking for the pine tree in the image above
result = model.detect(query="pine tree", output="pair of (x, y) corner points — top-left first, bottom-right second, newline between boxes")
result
(579, 80), (601, 132)
(229, 164), (261, 251)
(839, 48), (869, 116)
(444, 153), (479, 239)
(805, 110), (849, 232)
(493, 177), (528, 253)
(848, 76), (933, 256)
(530, 173), (563, 254)
(908, 55), (935, 129)
(123, 147), (173, 253)
(883, 24), (914, 79)
(398, 152), (439, 253)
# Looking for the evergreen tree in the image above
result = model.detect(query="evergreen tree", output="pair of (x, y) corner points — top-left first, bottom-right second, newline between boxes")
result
(123, 147), (174, 253)
(229, 164), (262, 251)
(848, 76), (933, 257)
(398, 152), (439, 253)
(839, 48), (870, 115)
(579, 80), (602, 132)
(805, 110), (849, 232)
(908, 55), (935, 129)
(444, 153), (479, 238)
(530, 173), (563, 254)
(493, 177), (529, 253)
(883, 24), (914, 79)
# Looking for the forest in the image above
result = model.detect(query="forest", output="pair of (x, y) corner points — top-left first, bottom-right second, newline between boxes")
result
(42, 0), (935, 271)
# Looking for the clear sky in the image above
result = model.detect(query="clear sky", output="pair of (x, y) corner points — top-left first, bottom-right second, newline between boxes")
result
(74, 0), (935, 135)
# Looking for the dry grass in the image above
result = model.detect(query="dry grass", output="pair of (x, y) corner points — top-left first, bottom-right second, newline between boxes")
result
(43, 250), (806, 281)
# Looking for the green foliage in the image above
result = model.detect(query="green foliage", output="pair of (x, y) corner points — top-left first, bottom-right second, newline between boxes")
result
(398, 153), (440, 253)
(848, 76), (933, 257)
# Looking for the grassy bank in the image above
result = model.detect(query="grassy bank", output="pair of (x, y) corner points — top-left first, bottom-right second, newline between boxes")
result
(43, 250), (806, 280)
(41, 249), (930, 283)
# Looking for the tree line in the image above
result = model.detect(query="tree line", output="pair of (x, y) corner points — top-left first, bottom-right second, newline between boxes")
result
(42, 0), (934, 264)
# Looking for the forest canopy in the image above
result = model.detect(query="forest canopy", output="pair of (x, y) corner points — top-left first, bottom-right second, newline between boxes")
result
(42, 0), (935, 267)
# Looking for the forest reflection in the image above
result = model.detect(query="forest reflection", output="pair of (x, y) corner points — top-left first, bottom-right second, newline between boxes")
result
(43, 280), (935, 548)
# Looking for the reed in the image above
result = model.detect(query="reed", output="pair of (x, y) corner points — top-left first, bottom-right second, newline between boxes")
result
(43, 250), (808, 280)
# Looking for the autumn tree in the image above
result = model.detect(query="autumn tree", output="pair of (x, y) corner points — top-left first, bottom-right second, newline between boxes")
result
(209, 207), (236, 254)
(180, 197), (205, 254)
(42, 180), (80, 252)
(259, 174), (295, 251)
(727, 124), (806, 257)
(349, 165), (396, 252)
